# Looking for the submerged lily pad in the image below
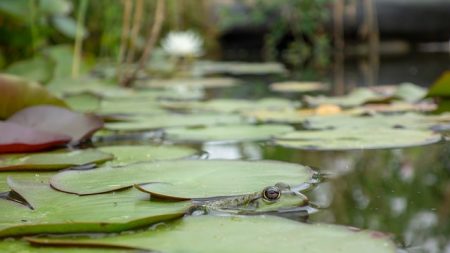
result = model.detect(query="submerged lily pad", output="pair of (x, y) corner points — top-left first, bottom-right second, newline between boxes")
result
(26, 215), (396, 253)
(0, 178), (190, 237)
(51, 160), (313, 198)
(8, 105), (104, 144)
(0, 74), (67, 119)
(105, 114), (242, 131)
(274, 128), (441, 150)
(0, 149), (113, 171)
(165, 124), (294, 143)
(270, 81), (327, 93)
(0, 122), (71, 153)
(98, 145), (197, 165)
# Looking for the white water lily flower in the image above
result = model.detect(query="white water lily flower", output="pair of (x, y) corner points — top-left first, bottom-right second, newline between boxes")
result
(161, 31), (204, 57)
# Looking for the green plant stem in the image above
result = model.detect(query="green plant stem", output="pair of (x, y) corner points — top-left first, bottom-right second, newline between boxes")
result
(28, 0), (39, 54)
(72, 0), (89, 79)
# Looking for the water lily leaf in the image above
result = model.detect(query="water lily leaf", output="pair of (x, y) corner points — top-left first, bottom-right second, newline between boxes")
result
(393, 83), (426, 102)
(0, 240), (132, 253)
(305, 88), (381, 108)
(64, 93), (101, 112)
(0, 172), (54, 192)
(165, 124), (294, 143)
(5, 56), (54, 84)
(0, 178), (191, 237)
(0, 74), (67, 119)
(105, 114), (242, 131)
(26, 215), (396, 253)
(0, 122), (71, 153)
(194, 61), (287, 75)
(51, 160), (313, 198)
(97, 99), (167, 115)
(270, 81), (327, 93)
(161, 98), (296, 113)
(8, 105), (104, 144)
(0, 149), (113, 171)
(141, 77), (239, 89)
(427, 71), (450, 97)
(98, 145), (197, 165)
(274, 128), (441, 150)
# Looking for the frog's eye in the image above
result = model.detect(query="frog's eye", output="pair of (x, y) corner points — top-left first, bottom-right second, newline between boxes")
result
(262, 186), (281, 202)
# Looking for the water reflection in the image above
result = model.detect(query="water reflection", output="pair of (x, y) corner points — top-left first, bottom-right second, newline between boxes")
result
(263, 143), (450, 252)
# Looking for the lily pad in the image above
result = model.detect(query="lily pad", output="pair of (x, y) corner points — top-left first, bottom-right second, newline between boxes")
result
(0, 149), (113, 171)
(270, 81), (327, 93)
(274, 128), (441, 150)
(161, 98), (296, 113)
(5, 55), (54, 84)
(0, 239), (130, 253)
(194, 61), (287, 75)
(165, 124), (294, 143)
(97, 99), (167, 115)
(393, 83), (426, 102)
(141, 77), (240, 89)
(305, 88), (380, 108)
(64, 93), (101, 112)
(0, 172), (55, 192)
(51, 160), (313, 197)
(427, 71), (450, 97)
(8, 105), (104, 144)
(0, 122), (71, 153)
(0, 178), (191, 237)
(105, 114), (242, 131)
(98, 145), (197, 165)
(26, 215), (396, 253)
(0, 74), (67, 119)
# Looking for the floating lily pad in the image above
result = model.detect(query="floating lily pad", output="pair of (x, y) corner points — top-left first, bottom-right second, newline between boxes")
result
(0, 178), (191, 237)
(165, 124), (294, 143)
(105, 114), (242, 131)
(270, 81), (327, 93)
(5, 55), (54, 84)
(0, 239), (129, 253)
(0, 149), (113, 171)
(0, 172), (55, 192)
(0, 74), (67, 119)
(393, 83), (426, 102)
(97, 99), (167, 115)
(305, 88), (381, 108)
(8, 105), (104, 144)
(51, 160), (313, 197)
(26, 215), (396, 253)
(141, 77), (240, 89)
(194, 61), (287, 75)
(98, 145), (197, 165)
(64, 93), (101, 112)
(162, 98), (296, 113)
(0, 122), (71, 153)
(274, 128), (441, 150)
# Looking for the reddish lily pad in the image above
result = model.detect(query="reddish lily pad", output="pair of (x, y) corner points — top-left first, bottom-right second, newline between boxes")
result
(0, 74), (67, 119)
(0, 122), (71, 153)
(8, 105), (103, 144)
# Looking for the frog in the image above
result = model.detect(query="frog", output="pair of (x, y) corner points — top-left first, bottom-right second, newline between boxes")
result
(189, 182), (309, 215)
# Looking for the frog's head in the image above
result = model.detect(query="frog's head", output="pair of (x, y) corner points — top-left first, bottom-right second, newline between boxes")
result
(241, 183), (309, 214)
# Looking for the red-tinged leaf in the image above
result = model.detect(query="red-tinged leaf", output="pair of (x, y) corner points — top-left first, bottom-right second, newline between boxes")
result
(0, 74), (67, 119)
(7, 105), (103, 144)
(0, 122), (71, 153)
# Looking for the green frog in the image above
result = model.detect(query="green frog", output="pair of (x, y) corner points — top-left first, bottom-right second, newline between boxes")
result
(190, 183), (309, 215)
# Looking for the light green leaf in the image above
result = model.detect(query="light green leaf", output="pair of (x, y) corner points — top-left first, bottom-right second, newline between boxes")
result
(52, 15), (87, 39)
(274, 128), (441, 150)
(0, 172), (54, 192)
(427, 71), (450, 97)
(305, 88), (380, 107)
(105, 114), (243, 131)
(26, 215), (396, 253)
(5, 56), (54, 84)
(39, 0), (72, 15)
(0, 178), (191, 237)
(0, 239), (131, 253)
(51, 160), (313, 198)
(98, 145), (197, 165)
(165, 124), (294, 143)
(0, 149), (113, 171)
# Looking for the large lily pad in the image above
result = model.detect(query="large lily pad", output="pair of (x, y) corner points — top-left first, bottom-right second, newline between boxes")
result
(8, 105), (103, 144)
(98, 145), (197, 165)
(274, 128), (441, 150)
(0, 122), (71, 153)
(0, 172), (55, 192)
(0, 178), (191, 237)
(305, 88), (380, 108)
(165, 124), (294, 143)
(0, 149), (113, 171)
(105, 114), (242, 131)
(161, 98), (296, 113)
(26, 215), (396, 253)
(5, 55), (54, 84)
(51, 160), (313, 198)
(141, 77), (240, 89)
(64, 93), (101, 112)
(97, 99), (167, 115)
(0, 74), (67, 119)
(194, 61), (287, 75)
